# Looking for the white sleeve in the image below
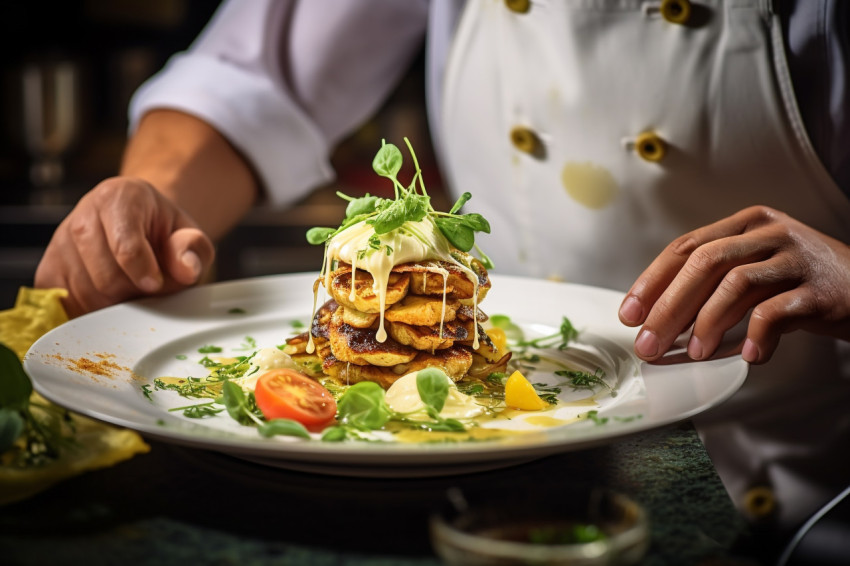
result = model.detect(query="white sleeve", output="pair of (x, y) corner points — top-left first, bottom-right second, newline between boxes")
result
(128, 0), (429, 208)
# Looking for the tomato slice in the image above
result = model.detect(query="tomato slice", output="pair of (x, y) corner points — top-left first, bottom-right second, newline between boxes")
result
(254, 369), (337, 432)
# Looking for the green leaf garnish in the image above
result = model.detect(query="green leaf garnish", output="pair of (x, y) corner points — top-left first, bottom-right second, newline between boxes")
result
(0, 343), (33, 411)
(416, 368), (450, 414)
(305, 138), (492, 267)
(258, 419), (311, 439)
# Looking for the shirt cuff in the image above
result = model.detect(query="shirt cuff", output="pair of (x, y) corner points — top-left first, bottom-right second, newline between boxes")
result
(128, 53), (334, 208)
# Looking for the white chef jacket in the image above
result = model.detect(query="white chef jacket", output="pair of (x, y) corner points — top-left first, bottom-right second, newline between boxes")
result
(129, 0), (850, 535)
(129, 0), (850, 205)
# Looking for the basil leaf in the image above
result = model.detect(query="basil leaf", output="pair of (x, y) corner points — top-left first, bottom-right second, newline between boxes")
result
(221, 381), (250, 424)
(336, 381), (392, 430)
(258, 418), (311, 439)
(403, 194), (430, 222)
(424, 418), (465, 432)
(0, 408), (24, 452)
(321, 426), (348, 442)
(306, 227), (336, 245)
(369, 199), (407, 234)
(345, 195), (379, 219)
(435, 217), (475, 252)
(459, 213), (490, 234)
(416, 368), (450, 414)
(372, 143), (403, 179)
(0, 343), (32, 411)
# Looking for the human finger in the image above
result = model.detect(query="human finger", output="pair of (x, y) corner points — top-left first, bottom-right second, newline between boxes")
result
(619, 207), (769, 327)
(686, 255), (799, 360)
(634, 232), (778, 361)
(64, 208), (153, 301)
(36, 235), (115, 318)
(161, 227), (216, 288)
(741, 288), (819, 364)
(96, 185), (165, 294)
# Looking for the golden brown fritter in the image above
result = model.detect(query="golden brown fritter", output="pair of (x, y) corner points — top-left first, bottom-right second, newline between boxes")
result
(322, 344), (473, 388)
(387, 319), (468, 351)
(384, 294), (459, 326)
(329, 269), (410, 313)
(341, 307), (379, 329)
(328, 306), (418, 366)
(394, 260), (490, 301)
(287, 246), (493, 389)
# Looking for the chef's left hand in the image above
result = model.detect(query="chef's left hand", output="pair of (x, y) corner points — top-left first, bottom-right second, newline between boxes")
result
(618, 205), (850, 364)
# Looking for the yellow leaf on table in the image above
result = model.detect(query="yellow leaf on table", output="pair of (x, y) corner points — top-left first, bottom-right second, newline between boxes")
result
(0, 287), (150, 505)
(0, 287), (68, 359)
(0, 404), (150, 505)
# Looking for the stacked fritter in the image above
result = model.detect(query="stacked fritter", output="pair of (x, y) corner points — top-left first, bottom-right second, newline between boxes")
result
(285, 256), (509, 388)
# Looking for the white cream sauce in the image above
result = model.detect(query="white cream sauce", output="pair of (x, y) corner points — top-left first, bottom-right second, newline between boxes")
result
(234, 347), (297, 391)
(307, 217), (481, 351)
(385, 370), (485, 419)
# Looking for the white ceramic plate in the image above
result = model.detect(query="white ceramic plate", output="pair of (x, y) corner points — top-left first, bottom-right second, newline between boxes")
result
(24, 273), (747, 477)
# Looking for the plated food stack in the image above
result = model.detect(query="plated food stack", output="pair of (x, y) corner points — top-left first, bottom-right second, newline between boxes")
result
(284, 139), (510, 389)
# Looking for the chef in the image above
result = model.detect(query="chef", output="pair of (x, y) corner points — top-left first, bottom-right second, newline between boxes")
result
(34, 0), (850, 556)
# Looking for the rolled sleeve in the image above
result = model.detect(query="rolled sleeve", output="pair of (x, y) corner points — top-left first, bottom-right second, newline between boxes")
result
(128, 0), (428, 208)
(129, 52), (333, 208)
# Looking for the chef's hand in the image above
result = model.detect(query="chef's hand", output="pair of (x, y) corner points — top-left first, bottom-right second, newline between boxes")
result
(34, 177), (215, 318)
(618, 205), (850, 364)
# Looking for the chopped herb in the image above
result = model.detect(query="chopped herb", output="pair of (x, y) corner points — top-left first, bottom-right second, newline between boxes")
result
(228, 307), (247, 314)
(555, 368), (611, 393)
(140, 384), (153, 401)
(234, 336), (257, 351)
(486, 372), (508, 385)
(457, 383), (485, 396)
(518, 316), (578, 351)
(198, 345), (223, 354)
(168, 402), (224, 419)
(586, 410), (609, 425)
(175, 354), (188, 360)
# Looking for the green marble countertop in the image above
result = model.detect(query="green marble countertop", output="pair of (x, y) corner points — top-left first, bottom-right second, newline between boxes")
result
(0, 422), (759, 565)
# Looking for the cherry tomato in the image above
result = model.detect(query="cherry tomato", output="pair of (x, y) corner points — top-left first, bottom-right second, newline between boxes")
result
(254, 369), (337, 432)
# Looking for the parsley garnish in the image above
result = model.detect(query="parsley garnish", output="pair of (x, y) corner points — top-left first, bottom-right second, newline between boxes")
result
(555, 368), (611, 393)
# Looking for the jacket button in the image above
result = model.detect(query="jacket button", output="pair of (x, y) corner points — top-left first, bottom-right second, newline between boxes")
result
(660, 0), (691, 25)
(743, 486), (776, 520)
(504, 0), (530, 14)
(635, 131), (667, 162)
(510, 126), (542, 155)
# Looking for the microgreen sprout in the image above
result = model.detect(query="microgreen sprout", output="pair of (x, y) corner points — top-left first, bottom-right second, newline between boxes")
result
(305, 138), (492, 265)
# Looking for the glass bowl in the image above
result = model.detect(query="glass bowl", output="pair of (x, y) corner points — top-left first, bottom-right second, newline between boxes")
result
(430, 487), (649, 566)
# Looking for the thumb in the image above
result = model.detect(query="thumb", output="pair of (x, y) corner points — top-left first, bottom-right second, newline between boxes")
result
(163, 227), (216, 286)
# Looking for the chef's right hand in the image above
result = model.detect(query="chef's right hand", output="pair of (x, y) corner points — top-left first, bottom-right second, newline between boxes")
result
(34, 177), (215, 318)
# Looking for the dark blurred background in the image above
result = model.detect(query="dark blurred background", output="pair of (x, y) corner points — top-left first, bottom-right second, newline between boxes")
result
(0, 0), (442, 309)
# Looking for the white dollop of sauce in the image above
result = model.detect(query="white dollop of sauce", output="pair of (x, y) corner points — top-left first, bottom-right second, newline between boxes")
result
(235, 347), (296, 391)
(308, 216), (480, 350)
(385, 370), (485, 420)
